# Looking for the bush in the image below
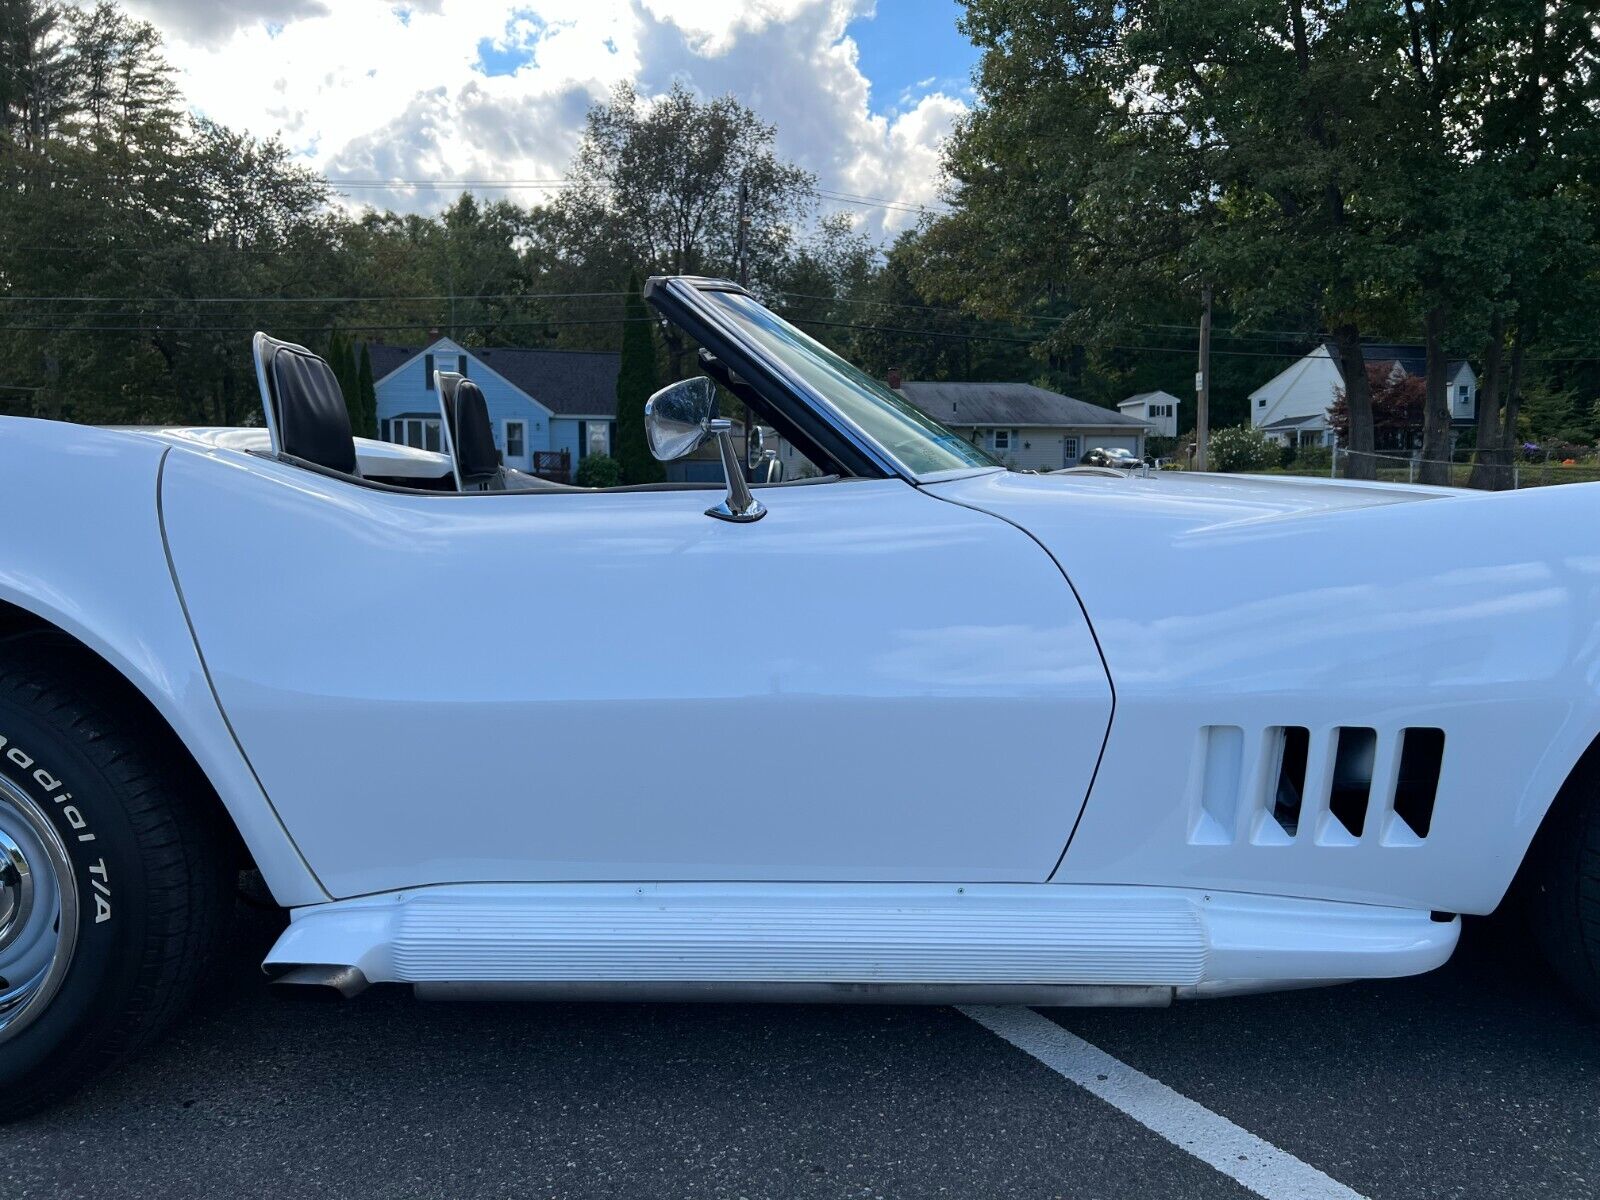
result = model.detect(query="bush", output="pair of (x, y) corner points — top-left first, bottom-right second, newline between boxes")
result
(575, 454), (623, 488)
(1208, 424), (1281, 473)
(1296, 444), (1332, 472)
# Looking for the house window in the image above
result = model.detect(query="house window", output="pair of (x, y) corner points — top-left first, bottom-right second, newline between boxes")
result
(504, 420), (526, 460)
(424, 353), (435, 390)
(392, 417), (441, 451)
(1063, 436), (1079, 461)
(1457, 384), (1469, 406)
(588, 421), (610, 457)
(458, 354), (468, 377)
(992, 429), (1012, 451)
(1258, 398), (1267, 408)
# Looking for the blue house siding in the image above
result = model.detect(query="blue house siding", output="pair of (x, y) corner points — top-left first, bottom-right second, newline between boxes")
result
(548, 417), (581, 464)
(374, 338), (554, 471)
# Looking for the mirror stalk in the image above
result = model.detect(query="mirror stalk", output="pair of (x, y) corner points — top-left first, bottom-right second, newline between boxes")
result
(706, 419), (765, 523)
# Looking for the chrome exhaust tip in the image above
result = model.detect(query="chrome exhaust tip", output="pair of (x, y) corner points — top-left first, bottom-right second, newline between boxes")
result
(269, 964), (370, 999)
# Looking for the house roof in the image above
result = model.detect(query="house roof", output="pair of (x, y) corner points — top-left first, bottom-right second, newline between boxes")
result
(1321, 341), (1469, 384)
(896, 381), (1150, 430)
(1261, 413), (1326, 431)
(367, 340), (621, 416)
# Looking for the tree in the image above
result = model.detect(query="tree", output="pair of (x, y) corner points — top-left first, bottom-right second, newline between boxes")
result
(355, 342), (377, 440)
(326, 329), (360, 430)
(1328, 364), (1427, 448)
(552, 81), (818, 374)
(941, 1), (1432, 479)
(613, 275), (663, 485)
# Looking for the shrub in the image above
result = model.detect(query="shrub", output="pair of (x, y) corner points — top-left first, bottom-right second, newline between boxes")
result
(1208, 424), (1281, 473)
(1296, 444), (1332, 472)
(575, 453), (623, 488)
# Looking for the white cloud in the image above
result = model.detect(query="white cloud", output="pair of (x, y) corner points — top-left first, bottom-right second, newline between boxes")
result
(124, 0), (330, 42)
(120, 0), (964, 238)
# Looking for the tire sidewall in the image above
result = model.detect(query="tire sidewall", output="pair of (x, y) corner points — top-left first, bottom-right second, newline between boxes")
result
(0, 696), (150, 1090)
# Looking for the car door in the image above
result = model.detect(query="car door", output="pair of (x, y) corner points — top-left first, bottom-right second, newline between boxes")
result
(160, 447), (1112, 898)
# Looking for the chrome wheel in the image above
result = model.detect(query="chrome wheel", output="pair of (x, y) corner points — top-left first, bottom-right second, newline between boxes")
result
(0, 776), (77, 1045)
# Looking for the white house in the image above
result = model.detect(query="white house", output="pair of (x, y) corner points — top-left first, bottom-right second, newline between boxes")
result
(1118, 391), (1181, 438)
(368, 338), (620, 482)
(1250, 342), (1477, 449)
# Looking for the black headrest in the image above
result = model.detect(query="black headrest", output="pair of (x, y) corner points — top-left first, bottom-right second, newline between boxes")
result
(449, 380), (502, 483)
(254, 334), (357, 476)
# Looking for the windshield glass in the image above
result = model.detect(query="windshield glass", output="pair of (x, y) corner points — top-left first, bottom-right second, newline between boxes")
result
(701, 290), (1001, 477)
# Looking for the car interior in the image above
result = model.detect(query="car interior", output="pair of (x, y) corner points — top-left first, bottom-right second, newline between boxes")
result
(250, 332), (837, 497)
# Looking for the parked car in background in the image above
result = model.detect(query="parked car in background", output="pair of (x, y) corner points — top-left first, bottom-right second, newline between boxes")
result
(4, 276), (1600, 1119)
(1080, 446), (1143, 469)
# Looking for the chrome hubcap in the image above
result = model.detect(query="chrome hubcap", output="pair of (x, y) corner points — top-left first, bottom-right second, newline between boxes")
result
(0, 777), (77, 1045)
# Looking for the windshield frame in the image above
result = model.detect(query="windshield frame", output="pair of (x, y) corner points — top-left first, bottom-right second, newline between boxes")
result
(646, 276), (1007, 485)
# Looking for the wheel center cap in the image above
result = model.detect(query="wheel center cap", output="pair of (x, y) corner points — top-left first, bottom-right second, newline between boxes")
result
(0, 828), (32, 954)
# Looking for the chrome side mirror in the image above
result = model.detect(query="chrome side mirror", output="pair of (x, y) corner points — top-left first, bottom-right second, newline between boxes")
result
(644, 377), (765, 523)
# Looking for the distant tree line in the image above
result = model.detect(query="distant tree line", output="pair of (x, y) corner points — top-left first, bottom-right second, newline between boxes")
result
(1, 0), (1596, 489)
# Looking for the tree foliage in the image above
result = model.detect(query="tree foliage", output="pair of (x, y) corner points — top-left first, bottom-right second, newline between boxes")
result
(613, 275), (663, 485)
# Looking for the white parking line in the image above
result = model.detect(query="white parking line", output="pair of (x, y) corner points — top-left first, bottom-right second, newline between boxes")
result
(960, 1006), (1367, 1200)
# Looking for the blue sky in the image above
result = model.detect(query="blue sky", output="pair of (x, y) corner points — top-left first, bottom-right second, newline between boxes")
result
(848, 0), (978, 114)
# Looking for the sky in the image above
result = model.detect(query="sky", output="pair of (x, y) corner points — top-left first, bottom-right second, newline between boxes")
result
(108, 0), (981, 240)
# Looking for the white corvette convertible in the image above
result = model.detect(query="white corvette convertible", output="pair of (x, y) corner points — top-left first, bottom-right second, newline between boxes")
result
(2, 276), (1597, 1117)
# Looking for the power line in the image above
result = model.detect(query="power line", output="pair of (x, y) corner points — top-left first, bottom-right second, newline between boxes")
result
(0, 317), (654, 335)
(324, 176), (943, 216)
(0, 290), (627, 304)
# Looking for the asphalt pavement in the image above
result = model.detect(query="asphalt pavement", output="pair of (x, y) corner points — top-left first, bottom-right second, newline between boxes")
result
(2, 904), (1595, 1199)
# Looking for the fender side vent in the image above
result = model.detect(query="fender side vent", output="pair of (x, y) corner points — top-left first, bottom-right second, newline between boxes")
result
(1393, 727), (1445, 839)
(1326, 727), (1377, 841)
(1190, 725), (1244, 844)
(1267, 726), (1311, 838)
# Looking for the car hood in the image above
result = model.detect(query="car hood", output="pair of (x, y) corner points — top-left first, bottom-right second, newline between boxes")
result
(926, 468), (1459, 537)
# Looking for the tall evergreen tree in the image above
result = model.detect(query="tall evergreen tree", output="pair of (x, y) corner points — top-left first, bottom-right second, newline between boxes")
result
(326, 329), (360, 430)
(613, 275), (663, 485)
(356, 342), (377, 440)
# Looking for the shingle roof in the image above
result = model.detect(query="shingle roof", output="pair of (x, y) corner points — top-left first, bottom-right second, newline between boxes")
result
(366, 341), (621, 416)
(1122, 390), (1180, 405)
(896, 381), (1149, 429)
(1261, 413), (1326, 431)
(1322, 341), (1468, 384)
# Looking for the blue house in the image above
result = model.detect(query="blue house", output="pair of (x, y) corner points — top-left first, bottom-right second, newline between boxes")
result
(368, 338), (621, 479)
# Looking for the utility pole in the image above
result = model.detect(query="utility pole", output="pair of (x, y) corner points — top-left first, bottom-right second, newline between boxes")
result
(735, 171), (753, 467)
(1195, 283), (1212, 471)
(735, 171), (750, 288)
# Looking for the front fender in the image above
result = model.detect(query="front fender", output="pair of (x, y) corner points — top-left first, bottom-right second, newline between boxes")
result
(929, 470), (1600, 913)
(0, 418), (326, 905)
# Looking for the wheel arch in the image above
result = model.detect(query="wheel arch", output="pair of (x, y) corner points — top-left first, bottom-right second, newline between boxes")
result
(0, 593), (326, 909)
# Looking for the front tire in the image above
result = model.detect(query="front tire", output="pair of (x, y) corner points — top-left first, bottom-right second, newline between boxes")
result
(0, 633), (232, 1121)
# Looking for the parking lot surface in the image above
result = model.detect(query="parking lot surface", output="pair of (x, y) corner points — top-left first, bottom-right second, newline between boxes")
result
(3, 905), (1595, 1199)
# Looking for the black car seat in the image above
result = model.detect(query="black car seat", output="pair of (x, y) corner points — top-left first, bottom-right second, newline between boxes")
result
(437, 372), (504, 490)
(252, 332), (359, 476)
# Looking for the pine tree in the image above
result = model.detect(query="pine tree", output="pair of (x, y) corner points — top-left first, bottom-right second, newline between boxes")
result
(613, 274), (664, 484)
(326, 329), (360, 431)
(356, 342), (377, 439)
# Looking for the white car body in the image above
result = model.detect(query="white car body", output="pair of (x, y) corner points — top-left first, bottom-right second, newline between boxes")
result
(2, 277), (1595, 1007)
